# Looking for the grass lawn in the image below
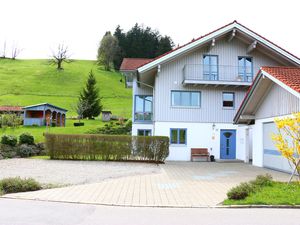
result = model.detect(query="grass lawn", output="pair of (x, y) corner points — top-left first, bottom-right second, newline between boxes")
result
(0, 59), (132, 117)
(0, 119), (106, 142)
(223, 182), (300, 205)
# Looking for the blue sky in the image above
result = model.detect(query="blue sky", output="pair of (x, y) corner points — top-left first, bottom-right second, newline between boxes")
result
(1, 0), (300, 60)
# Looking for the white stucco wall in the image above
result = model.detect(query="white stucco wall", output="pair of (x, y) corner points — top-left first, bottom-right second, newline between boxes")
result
(133, 122), (243, 161)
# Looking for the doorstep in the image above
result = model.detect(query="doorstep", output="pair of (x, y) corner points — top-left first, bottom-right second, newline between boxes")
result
(215, 159), (244, 163)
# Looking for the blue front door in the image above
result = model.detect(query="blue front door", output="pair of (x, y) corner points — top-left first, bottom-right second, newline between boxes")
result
(220, 129), (236, 159)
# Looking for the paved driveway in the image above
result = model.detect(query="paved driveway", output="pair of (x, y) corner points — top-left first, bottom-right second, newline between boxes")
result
(2, 161), (290, 207)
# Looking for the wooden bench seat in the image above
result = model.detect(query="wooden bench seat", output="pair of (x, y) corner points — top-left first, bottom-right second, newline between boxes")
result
(191, 148), (210, 162)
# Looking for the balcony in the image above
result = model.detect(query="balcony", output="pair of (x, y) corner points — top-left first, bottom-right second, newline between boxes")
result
(183, 64), (258, 87)
(134, 112), (153, 123)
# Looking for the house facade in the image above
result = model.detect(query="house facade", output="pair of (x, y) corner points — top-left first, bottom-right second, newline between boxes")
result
(120, 21), (300, 162)
(234, 67), (300, 172)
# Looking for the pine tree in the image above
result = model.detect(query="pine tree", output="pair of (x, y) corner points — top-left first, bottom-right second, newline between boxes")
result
(78, 70), (102, 119)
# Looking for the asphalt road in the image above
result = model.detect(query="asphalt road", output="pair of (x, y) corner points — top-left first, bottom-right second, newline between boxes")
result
(0, 198), (299, 225)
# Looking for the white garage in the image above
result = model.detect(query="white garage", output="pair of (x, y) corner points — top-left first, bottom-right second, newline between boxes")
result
(263, 122), (292, 173)
(234, 67), (300, 172)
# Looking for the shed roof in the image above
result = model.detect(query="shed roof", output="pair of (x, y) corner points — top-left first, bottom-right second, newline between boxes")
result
(0, 106), (23, 112)
(22, 103), (68, 112)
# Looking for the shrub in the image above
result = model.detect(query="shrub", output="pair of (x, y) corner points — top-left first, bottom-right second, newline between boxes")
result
(17, 144), (39, 157)
(1, 135), (17, 147)
(45, 133), (169, 162)
(87, 120), (132, 135)
(250, 174), (273, 187)
(0, 177), (42, 194)
(227, 182), (255, 200)
(19, 133), (34, 145)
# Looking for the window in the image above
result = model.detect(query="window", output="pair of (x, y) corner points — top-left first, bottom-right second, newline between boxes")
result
(134, 95), (153, 121)
(170, 128), (187, 144)
(238, 57), (253, 82)
(203, 55), (218, 80)
(223, 92), (235, 108)
(171, 91), (200, 107)
(137, 129), (152, 136)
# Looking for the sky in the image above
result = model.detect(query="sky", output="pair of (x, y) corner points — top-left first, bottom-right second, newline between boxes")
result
(1, 0), (300, 60)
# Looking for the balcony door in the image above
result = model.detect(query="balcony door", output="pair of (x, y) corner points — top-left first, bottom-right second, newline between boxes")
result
(203, 55), (218, 81)
(238, 57), (253, 82)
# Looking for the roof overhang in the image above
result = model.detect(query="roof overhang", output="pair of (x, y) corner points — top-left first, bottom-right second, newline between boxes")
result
(138, 21), (300, 74)
(234, 69), (300, 124)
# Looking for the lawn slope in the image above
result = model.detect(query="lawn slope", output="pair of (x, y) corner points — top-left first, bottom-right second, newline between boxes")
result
(0, 59), (132, 117)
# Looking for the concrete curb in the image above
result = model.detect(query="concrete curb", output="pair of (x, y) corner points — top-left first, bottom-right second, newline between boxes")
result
(1, 196), (300, 209)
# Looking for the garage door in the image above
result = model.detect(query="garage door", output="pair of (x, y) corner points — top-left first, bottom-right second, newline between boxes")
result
(263, 122), (293, 173)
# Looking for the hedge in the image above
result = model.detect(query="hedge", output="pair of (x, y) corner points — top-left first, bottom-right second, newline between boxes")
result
(45, 133), (169, 163)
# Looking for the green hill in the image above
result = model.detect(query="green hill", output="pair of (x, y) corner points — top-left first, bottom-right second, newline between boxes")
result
(0, 59), (132, 142)
(0, 59), (132, 117)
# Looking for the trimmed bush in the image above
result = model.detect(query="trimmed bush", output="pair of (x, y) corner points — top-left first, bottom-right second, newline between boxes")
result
(0, 177), (41, 194)
(17, 144), (39, 157)
(227, 182), (255, 200)
(87, 120), (132, 135)
(19, 133), (34, 145)
(45, 133), (169, 162)
(250, 174), (273, 187)
(1, 135), (17, 147)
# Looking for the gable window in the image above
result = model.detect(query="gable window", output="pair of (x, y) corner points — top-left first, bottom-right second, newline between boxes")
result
(222, 92), (235, 108)
(137, 129), (152, 136)
(170, 128), (187, 144)
(203, 55), (218, 80)
(171, 91), (200, 107)
(134, 95), (153, 121)
(238, 57), (253, 82)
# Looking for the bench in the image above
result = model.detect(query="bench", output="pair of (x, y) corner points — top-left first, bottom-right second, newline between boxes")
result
(191, 148), (210, 162)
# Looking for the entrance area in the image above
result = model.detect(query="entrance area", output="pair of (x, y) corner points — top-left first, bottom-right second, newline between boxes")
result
(220, 129), (236, 159)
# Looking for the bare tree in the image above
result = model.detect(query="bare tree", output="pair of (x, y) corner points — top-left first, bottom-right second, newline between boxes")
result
(11, 42), (22, 60)
(71, 100), (90, 123)
(50, 43), (72, 70)
(0, 41), (7, 59)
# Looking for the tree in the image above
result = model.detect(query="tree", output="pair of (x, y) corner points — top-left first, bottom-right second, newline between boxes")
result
(97, 32), (120, 71)
(11, 42), (22, 60)
(113, 24), (174, 70)
(0, 41), (7, 59)
(272, 113), (300, 182)
(50, 43), (72, 70)
(78, 70), (102, 119)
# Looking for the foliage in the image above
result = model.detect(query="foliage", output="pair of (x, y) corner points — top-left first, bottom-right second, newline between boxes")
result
(19, 132), (35, 145)
(113, 24), (174, 70)
(1, 134), (17, 146)
(45, 133), (169, 163)
(0, 113), (22, 129)
(78, 70), (103, 119)
(17, 144), (39, 157)
(227, 174), (273, 200)
(97, 32), (120, 71)
(0, 177), (41, 194)
(87, 120), (131, 135)
(227, 182), (255, 200)
(272, 113), (300, 180)
(223, 182), (300, 205)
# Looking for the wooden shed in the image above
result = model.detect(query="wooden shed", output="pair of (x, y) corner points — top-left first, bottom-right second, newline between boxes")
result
(22, 103), (67, 127)
(102, 111), (112, 122)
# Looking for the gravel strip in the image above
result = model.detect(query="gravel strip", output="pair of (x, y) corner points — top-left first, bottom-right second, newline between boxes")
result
(0, 159), (161, 185)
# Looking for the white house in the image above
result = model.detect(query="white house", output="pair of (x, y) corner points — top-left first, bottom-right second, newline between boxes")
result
(234, 67), (300, 172)
(120, 21), (300, 163)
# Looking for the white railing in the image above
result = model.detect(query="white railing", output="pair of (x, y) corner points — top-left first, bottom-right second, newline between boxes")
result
(183, 64), (259, 83)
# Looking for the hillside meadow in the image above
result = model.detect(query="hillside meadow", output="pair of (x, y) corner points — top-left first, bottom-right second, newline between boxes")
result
(0, 59), (132, 141)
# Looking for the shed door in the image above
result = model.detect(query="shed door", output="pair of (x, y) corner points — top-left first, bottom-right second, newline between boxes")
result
(263, 122), (293, 173)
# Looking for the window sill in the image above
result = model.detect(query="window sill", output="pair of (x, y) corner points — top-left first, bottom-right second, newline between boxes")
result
(171, 106), (201, 109)
(222, 107), (235, 110)
(170, 144), (187, 147)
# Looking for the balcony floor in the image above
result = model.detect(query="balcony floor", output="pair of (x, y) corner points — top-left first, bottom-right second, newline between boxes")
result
(183, 79), (252, 87)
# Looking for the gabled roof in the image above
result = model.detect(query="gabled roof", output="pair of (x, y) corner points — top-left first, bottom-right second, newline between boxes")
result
(234, 67), (300, 124)
(138, 21), (300, 73)
(120, 58), (153, 71)
(0, 106), (23, 112)
(22, 103), (68, 112)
